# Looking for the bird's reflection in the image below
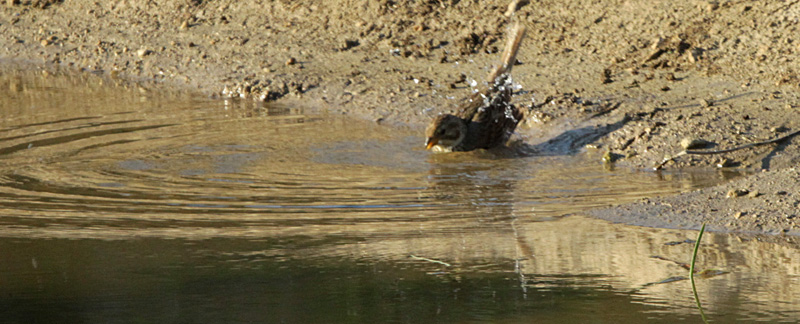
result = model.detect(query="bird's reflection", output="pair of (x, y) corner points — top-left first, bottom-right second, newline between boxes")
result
(425, 151), (522, 224)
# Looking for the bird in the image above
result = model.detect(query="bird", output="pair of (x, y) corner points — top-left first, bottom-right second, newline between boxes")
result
(425, 22), (526, 152)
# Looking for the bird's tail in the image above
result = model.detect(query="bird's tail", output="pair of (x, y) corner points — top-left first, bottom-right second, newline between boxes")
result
(486, 21), (526, 85)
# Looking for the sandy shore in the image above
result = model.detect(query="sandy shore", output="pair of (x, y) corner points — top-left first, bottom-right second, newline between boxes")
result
(2, 0), (799, 234)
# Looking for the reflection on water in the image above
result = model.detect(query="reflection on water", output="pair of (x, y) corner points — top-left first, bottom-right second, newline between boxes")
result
(0, 65), (798, 323)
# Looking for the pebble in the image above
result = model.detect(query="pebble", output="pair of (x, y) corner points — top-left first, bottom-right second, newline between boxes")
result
(727, 188), (749, 198)
(680, 137), (711, 149)
(746, 190), (761, 198)
(601, 69), (612, 84)
(342, 39), (359, 51)
(136, 48), (152, 58)
(716, 158), (733, 168)
(602, 151), (618, 163)
(286, 57), (297, 65)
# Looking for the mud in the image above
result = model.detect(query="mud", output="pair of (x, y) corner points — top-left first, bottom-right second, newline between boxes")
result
(2, 0), (800, 234)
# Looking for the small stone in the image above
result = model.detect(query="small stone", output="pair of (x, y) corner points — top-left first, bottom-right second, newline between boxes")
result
(776, 190), (788, 195)
(746, 190), (761, 198)
(716, 158), (733, 168)
(699, 98), (713, 107)
(136, 48), (152, 58)
(770, 126), (790, 133)
(601, 69), (613, 84)
(286, 57), (297, 65)
(180, 20), (190, 30)
(602, 151), (615, 163)
(342, 39), (360, 51)
(734, 211), (745, 219)
(680, 137), (711, 149)
(727, 189), (749, 198)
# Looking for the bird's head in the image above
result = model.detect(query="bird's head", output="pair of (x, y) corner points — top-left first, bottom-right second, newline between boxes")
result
(425, 114), (467, 151)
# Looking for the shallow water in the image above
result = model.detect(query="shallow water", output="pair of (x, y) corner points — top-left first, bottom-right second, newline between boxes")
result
(1, 66), (799, 323)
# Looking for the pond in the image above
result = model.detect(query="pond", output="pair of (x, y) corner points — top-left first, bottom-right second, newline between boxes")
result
(1, 65), (798, 323)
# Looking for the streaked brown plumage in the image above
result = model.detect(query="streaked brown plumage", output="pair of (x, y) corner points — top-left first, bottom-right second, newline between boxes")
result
(425, 22), (526, 152)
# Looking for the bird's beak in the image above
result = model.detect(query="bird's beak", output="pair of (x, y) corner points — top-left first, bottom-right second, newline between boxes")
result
(425, 137), (438, 150)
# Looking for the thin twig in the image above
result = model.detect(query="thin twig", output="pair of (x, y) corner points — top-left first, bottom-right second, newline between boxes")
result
(654, 128), (800, 170)
(504, 0), (530, 17)
(409, 254), (452, 267)
(690, 224), (709, 324)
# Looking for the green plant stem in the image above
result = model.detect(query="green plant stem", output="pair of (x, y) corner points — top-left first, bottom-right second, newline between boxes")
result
(690, 223), (709, 324)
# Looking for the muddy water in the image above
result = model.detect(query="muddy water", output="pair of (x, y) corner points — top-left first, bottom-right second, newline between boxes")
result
(0, 67), (798, 323)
